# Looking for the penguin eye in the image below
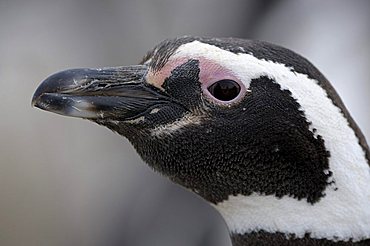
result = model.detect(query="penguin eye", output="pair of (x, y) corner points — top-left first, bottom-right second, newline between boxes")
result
(207, 79), (241, 101)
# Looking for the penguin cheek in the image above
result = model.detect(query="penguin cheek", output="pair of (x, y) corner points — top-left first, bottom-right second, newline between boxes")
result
(142, 104), (188, 128)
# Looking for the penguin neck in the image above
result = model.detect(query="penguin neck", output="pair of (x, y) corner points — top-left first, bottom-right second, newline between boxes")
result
(216, 190), (370, 245)
(213, 137), (370, 244)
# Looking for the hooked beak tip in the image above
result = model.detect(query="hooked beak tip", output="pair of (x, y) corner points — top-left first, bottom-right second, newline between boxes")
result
(31, 89), (44, 108)
(32, 68), (85, 108)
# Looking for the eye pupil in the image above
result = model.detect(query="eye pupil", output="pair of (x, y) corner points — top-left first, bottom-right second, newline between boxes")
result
(207, 79), (241, 101)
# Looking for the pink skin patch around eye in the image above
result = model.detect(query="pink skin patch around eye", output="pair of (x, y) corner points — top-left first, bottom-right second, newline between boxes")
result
(146, 57), (247, 105)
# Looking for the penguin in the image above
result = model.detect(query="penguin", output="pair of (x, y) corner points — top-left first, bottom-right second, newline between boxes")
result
(32, 36), (370, 245)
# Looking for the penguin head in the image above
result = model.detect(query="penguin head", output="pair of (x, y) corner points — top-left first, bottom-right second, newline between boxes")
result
(31, 36), (358, 206)
(32, 36), (370, 242)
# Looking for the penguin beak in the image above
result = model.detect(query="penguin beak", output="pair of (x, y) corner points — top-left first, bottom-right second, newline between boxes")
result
(32, 65), (171, 120)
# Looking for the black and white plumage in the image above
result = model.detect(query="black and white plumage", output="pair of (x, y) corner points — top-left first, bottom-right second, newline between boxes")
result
(32, 36), (370, 245)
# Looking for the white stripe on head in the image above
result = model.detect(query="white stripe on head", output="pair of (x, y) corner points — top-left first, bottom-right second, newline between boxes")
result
(172, 41), (370, 241)
(150, 112), (204, 137)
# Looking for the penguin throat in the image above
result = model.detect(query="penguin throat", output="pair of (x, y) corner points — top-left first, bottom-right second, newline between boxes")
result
(214, 185), (370, 242)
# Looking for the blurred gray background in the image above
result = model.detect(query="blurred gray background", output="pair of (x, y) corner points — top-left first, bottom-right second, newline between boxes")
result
(0, 0), (369, 245)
